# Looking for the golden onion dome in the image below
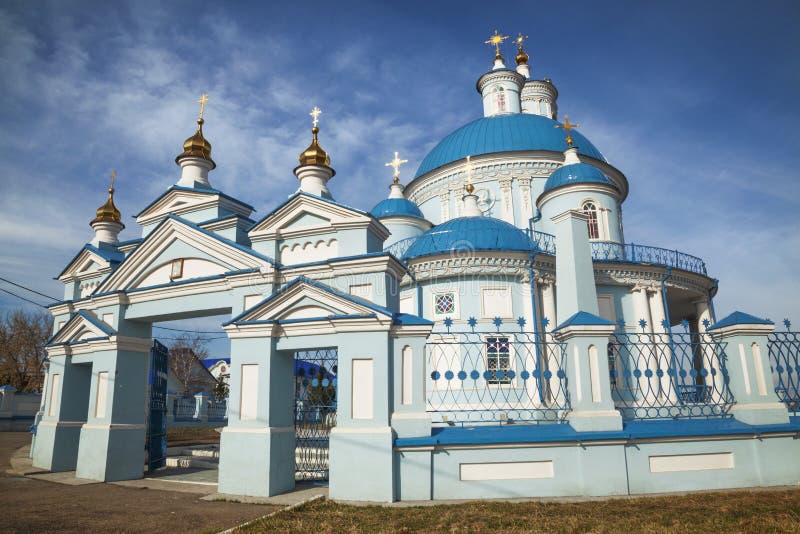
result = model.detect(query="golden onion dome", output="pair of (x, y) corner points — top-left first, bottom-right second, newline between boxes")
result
(516, 48), (529, 65)
(298, 126), (331, 167)
(176, 118), (216, 168)
(91, 186), (123, 227)
(465, 183), (475, 194)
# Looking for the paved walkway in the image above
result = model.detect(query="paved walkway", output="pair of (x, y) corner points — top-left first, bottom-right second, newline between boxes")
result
(1, 432), (326, 533)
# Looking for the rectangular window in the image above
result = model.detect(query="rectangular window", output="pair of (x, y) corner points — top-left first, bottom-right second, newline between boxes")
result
(95, 371), (108, 418)
(486, 337), (511, 385)
(49, 374), (61, 416)
(170, 258), (184, 280)
(240, 364), (258, 420)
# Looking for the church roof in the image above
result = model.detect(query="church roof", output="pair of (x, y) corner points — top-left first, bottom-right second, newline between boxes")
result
(369, 198), (426, 220)
(414, 114), (605, 178)
(543, 162), (616, 193)
(403, 216), (535, 260)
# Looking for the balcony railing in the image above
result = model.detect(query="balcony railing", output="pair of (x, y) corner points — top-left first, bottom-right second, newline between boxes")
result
(426, 330), (569, 425)
(768, 331), (800, 413)
(384, 236), (418, 259)
(608, 331), (734, 420)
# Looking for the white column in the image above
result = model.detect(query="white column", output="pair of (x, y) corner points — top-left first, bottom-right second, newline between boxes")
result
(648, 287), (676, 402)
(439, 190), (450, 223)
(539, 279), (561, 405)
(631, 286), (655, 403)
(519, 279), (539, 405)
(694, 298), (720, 402)
(499, 178), (514, 224)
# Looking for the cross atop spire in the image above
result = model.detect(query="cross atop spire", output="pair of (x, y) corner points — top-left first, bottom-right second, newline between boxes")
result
(485, 30), (508, 59)
(464, 155), (474, 193)
(109, 170), (116, 192)
(554, 114), (581, 146)
(197, 94), (209, 120)
(514, 33), (527, 49)
(385, 151), (408, 184)
(310, 106), (322, 128)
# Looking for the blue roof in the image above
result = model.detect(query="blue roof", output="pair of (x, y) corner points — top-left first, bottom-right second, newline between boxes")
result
(555, 311), (615, 331)
(369, 198), (426, 220)
(403, 216), (535, 260)
(543, 162), (616, 193)
(414, 114), (606, 178)
(708, 311), (774, 331)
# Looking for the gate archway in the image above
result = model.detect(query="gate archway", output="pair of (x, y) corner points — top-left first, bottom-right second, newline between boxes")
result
(293, 348), (337, 481)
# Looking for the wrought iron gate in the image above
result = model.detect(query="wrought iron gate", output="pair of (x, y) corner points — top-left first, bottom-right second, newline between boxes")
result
(146, 339), (169, 471)
(293, 349), (337, 481)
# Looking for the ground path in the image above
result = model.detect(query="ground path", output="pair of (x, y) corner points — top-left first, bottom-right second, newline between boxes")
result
(0, 432), (279, 533)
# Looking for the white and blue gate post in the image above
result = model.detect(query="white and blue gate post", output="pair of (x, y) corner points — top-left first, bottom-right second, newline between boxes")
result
(551, 210), (622, 432)
(708, 312), (790, 425)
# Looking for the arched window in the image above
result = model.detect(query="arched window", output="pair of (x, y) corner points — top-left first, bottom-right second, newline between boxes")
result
(494, 86), (506, 113)
(582, 201), (600, 239)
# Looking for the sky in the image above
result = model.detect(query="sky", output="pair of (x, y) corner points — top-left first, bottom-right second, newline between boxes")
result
(1, 0), (799, 356)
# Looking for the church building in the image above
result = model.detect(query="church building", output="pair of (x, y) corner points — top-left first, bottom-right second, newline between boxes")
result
(32, 32), (799, 501)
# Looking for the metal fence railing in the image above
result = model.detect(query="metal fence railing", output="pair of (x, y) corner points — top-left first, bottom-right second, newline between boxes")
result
(174, 397), (197, 421)
(768, 330), (800, 414)
(590, 241), (708, 276)
(208, 399), (228, 421)
(384, 236), (418, 259)
(608, 332), (734, 420)
(426, 330), (569, 425)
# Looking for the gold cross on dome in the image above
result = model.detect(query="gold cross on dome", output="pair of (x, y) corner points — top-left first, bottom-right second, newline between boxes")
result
(485, 30), (508, 56)
(310, 106), (322, 128)
(110, 170), (116, 190)
(385, 151), (408, 183)
(198, 94), (209, 119)
(514, 33), (528, 48)
(555, 114), (581, 146)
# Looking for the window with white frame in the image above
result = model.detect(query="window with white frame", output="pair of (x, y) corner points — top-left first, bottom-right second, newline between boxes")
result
(486, 336), (511, 385)
(582, 201), (600, 239)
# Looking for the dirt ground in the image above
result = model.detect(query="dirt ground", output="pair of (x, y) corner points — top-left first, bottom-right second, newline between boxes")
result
(0, 432), (278, 533)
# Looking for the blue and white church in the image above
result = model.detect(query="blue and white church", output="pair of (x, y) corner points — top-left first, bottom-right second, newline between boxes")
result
(32, 33), (800, 502)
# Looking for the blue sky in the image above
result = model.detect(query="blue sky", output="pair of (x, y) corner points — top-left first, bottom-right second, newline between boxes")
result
(1, 0), (798, 355)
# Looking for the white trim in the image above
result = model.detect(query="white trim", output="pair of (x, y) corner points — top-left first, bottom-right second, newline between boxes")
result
(480, 285), (513, 319)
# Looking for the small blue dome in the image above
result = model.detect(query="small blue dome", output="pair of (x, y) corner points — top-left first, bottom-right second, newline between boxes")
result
(414, 114), (606, 178)
(370, 198), (426, 220)
(403, 216), (535, 259)
(543, 163), (616, 193)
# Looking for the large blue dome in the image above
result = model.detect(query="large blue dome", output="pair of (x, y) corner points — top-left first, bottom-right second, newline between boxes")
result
(414, 114), (606, 178)
(370, 198), (426, 220)
(403, 216), (535, 260)
(543, 163), (616, 193)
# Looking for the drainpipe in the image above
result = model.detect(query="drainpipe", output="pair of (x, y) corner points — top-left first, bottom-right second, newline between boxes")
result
(708, 278), (719, 323)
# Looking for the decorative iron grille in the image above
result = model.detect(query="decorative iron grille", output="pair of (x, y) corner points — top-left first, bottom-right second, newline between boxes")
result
(768, 331), (800, 413)
(426, 331), (569, 424)
(173, 397), (197, 421)
(609, 332), (734, 419)
(294, 349), (337, 481)
(207, 399), (228, 421)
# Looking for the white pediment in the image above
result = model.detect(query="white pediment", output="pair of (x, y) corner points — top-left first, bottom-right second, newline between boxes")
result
(49, 311), (114, 346)
(233, 278), (391, 324)
(97, 217), (273, 293)
(58, 247), (117, 283)
(248, 194), (382, 241)
(135, 188), (252, 227)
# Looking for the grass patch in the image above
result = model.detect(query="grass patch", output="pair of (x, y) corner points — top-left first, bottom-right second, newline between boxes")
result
(243, 488), (800, 533)
(166, 426), (221, 446)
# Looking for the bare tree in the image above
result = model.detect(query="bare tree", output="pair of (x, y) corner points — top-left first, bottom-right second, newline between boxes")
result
(167, 333), (209, 397)
(0, 309), (53, 392)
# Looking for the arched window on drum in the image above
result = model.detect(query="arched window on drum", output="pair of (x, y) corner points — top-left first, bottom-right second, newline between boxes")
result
(494, 86), (506, 114)
(582, 201), (600, 239)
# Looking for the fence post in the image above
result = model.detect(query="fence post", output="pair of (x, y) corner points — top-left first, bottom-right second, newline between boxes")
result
(708, 311), (790, 425)
(166, 393), (176, 425)
(194, 392), (209, 423)
(554, 312), (623, 431)
(0, 385), (17, 418)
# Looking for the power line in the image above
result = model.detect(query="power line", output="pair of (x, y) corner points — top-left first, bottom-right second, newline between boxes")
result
(0, 287), (49, 308)
(0, 277), (59, 301)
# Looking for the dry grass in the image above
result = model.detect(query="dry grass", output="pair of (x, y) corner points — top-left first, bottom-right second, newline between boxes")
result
(244, 488), (800, 533)
(166, 426), (221, 446)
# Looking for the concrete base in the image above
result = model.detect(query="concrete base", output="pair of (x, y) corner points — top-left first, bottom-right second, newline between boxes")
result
(730, 403), (791, 425)
(329, 426), (394, 502)
(75, 424), (146, 481)
(568, 410), (623, 431)
(218, 426), (295, 497)
(391, 412), (432, 438)
(31, 420), (83, 472)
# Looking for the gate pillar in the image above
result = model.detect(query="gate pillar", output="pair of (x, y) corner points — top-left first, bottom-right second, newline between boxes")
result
(329, 331), (395, 502)
(218, 334), (296, 497)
